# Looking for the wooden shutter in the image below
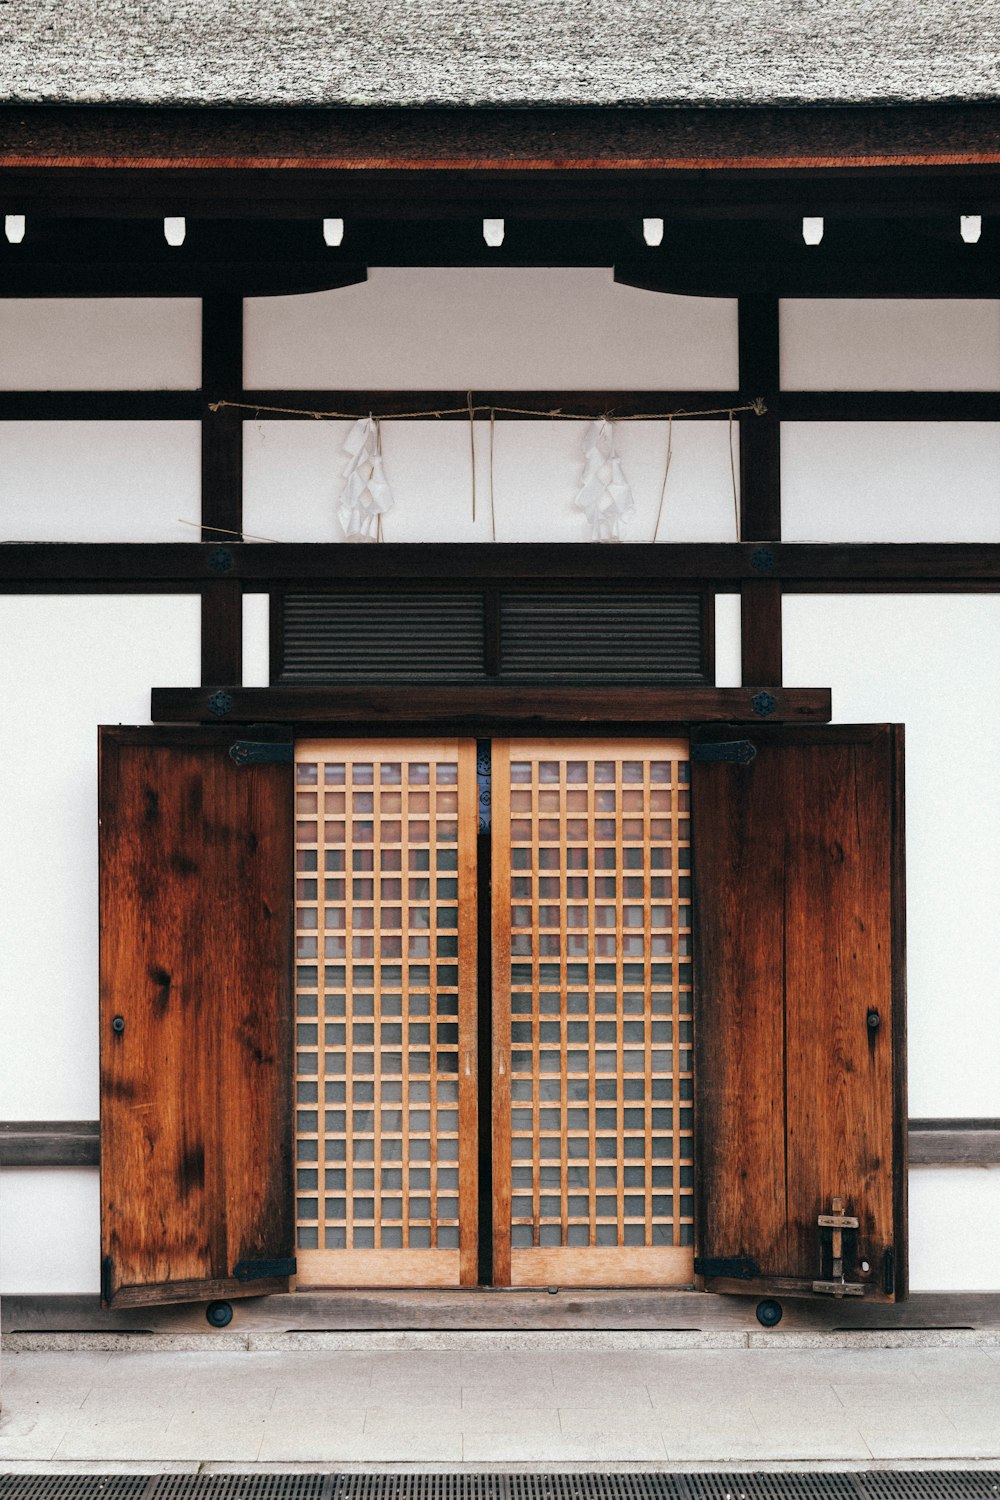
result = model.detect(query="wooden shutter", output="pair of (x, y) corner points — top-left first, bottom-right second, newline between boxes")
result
(691, 725), (907, 1303)
(99, 726), (294, 1308)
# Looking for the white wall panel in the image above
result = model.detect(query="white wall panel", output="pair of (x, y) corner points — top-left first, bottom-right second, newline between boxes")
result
(780, 299), (1000, 391)
(243, 418), (740, 544)
(0, 596), (201, 1120)
(908, 1168), (1000, 1290)
(0, 422), (201, 541)
(782, 423), (1000, 542)
(0, 1169), (100, 1294)
(714, 593), (742, 687)
(783, 595), (1000, 1118)
(0, 299), (201, 390)
(242, 591), (271, 686)
(245, 270), (738, 390)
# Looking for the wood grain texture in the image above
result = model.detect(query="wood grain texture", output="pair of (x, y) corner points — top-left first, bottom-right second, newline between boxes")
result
(691, 724), (906, 1303)
(7, 542), (1000, 588)
(99, 725), (294, 1308)
(149, 686), (829, 725)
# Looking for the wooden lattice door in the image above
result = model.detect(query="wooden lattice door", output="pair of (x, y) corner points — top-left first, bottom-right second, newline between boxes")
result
(491, 739), (695, 1288)
(293, 739), (479, 1287)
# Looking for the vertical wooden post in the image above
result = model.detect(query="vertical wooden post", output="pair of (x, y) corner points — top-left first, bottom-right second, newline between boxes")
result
(738, 296), (783, 685)
(200, 295), (244, 684)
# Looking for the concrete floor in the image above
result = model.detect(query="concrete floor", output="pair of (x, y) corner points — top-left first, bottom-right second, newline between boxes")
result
(1, 1336), (999, 1470)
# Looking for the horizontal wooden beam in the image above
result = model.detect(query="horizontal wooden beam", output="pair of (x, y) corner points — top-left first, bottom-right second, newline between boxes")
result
(4, 542), (1000, 589)
(150, 684), (829, 724)
(5, 1119), (995, 1170)
(5, 390), (999, 423)
(909, 1118), (1000, 1166)
(0, 261), (367, 299)
(5, 104), (1000, 179)
(0, 1120), (100, 1167)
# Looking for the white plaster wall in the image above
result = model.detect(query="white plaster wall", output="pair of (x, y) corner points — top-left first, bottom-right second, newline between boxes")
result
(714, 593), (742, 688)
(783, 595), (1000, 1120)
(0, 299), (201, 390)
(243, 592), (271, 686)
(0, 596), (201, 1124)
(909, 1169), (1000, 1290)
(780, 300), (1000, 391)
(243, 417), (740, 544)
(0, 1170), (100, 1295)
(3, 1165), (996, 1294)
(782, 423), (1000, 542)
(245, 269), (739, 390)
(0, 422), (202, 541)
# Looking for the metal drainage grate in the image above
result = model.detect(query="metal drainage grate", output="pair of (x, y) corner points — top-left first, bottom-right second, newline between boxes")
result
(510, 1480), (684, 1500)
(154, 1481), (328, 1500)
(0, 1481), (150, 1500)
(335, 1482), (493, 1500)
(686, 1479), (861, 1500)
(2, 1478), (999, 1500)
(860, 1477), (1000, 1500)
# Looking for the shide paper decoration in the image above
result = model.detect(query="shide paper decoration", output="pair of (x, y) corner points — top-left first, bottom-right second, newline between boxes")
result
(573, 420), (636, 542)
(206, 396), (763, 544)
(339, 416), (395, 542)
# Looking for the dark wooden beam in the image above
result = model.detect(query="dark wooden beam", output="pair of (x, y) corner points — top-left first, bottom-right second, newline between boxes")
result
(3, 388), (1000, 424)
(737, 297), (783, 684)
(150, 684), (829, 725)
(6, 1118), (995, 1170)
(0, 1120), (100, 1167)
(5, 542), (1000, 588)
(909, 1119), (1000, 1165)
(0, 260), (368, 298)
(200, 295), (244, 682)
(5, 103), (1000, 176)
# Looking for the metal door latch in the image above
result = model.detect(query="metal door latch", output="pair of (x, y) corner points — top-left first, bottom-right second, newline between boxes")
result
(812, 1195), (865, 1297)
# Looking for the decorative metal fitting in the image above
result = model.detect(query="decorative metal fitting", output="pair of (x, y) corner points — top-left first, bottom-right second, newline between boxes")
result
(208, 547), (233, 573)
(750, 547), (775, 572)
(207, 691), (233, 718)
(751, 690), (777, 717)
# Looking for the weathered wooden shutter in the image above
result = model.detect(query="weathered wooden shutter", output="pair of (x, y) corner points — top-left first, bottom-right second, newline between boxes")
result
(691, 725), (907, 1303)
(99, 726), (294, 1308)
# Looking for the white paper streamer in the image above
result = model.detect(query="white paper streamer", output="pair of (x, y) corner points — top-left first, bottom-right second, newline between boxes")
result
(572, 420), (636, 542)
(338, 417), (395, 542)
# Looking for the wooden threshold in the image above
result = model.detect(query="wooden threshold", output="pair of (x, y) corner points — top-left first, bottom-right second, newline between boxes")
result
(510, 1247), (694, 1289)
(6, 1288), (1000, 1334)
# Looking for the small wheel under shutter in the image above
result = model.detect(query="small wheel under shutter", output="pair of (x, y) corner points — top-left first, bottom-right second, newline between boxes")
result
(691, 724), (907, 1303)
(99, 725), (295, 1308)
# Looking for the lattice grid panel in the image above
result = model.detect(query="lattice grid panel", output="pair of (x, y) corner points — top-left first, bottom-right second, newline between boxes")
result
(499, 741), (694, 1258)
(293, 741), (476, 1272)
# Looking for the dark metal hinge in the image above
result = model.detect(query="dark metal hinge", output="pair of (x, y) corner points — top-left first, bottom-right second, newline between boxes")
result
(691, 740), (757, 765)
(101, 1254), (114, 1306)
(232, 1256), (296, 1282)
(229, 741), (294, 767)
(694, 1255), (760, 1280)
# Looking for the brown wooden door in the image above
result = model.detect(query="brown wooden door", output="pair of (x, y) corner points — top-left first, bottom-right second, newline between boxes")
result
(492, 739), (696, 1288)
(99, 726), (295, 1308)
(691, 724), (907, 1302)
(292, 739), (480, 1288)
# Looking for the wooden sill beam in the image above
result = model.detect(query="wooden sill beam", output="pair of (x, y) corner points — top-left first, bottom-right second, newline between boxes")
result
(149, 684), (829, 724)
(4, 542), (1000, 589)
(4, 1119), (997, 1169)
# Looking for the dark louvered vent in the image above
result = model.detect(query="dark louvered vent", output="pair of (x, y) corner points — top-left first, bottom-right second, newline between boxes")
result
(281, 593), (485, 682)
(500, 593), (706, 681)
